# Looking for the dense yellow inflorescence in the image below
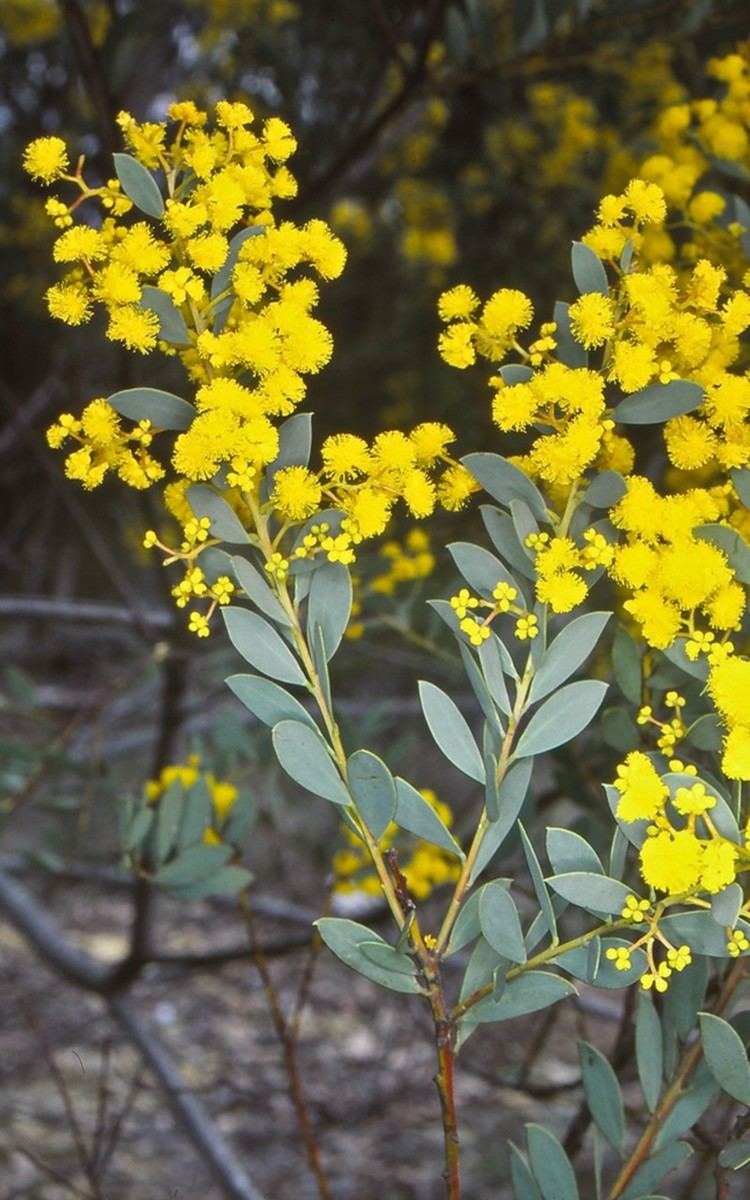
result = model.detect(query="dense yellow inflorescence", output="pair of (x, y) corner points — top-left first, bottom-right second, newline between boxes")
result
(25, 103), (477, 637)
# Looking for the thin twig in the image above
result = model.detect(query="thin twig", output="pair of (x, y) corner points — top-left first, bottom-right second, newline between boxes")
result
(21, 1004), (103, 1199)
(0, 868), (266, 1200)
(296, 0), (449, 208)
(94, 1060), (145, 1178)
(291, 880), (334, 1037)
(239, 893), (333, 1200)
(14, 1143), (93, 1200)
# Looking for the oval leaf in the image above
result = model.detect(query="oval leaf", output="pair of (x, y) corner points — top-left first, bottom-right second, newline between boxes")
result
(620, 1142), (692, 1199)
(547, 871), (631, 916)
(571, 240), (609, 296)
(307, 560), (352, 660)
(164, 864), (254, 900)
(315, 918), (423, 994)
(153, 843), (232, 887)
(515, 680), (608, 758)
(553, 299), (588, 368)
(223, 607), (305, 685)
(113, 152), (165, 217)
(266, 412), (313, 486)
(613, 380), (703, 425)
(462, 452), (548, 521)
(546, 828), (604, 876)
(360, 940), (418, 976)
(108, 387), (194, 431)
(225, 673), (317, 731)
(449, 541), (520, 598)
(140, 285), (190, 344)
(272, 720), (351, 806)
(661, 911), (750, 957)
(529, 612), (611, 704)
(231, 555), (291, 625)
(418, 681), (485, 783)
(479, 882), (526, 963)
(519, 822), (557, 941)
(469, 757), (534, 883)
(700, 1013), (750, 1105)
(470, 971), (577, 1024)
(509, 1142), (544, 1200)
(348, 750), (396, 840)
(579, 1041), (625, 1153)
(393, 777), (464, 859)
(526, 1124), (579, 1200)
(188, 485), (251, 544)
(582, 471), (627, 508)
(636, 992), (663, 1113)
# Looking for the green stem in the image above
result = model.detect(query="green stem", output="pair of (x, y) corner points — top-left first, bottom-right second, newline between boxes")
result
(451, 918), (629, 1020)
(246, 495), (415, 938)
(433, 653), (535, 957)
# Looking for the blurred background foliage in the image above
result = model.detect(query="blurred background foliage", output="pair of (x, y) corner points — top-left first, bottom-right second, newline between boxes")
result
(3, 0), (750, 869)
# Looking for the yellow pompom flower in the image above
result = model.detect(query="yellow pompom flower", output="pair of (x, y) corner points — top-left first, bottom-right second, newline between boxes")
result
(272, 465), (322, 521)
(321, 433), (371, 481)
(438, 285), (479, 322)
(700, 840), (738, 893)
(535, 570), (588, 613)
(106, 305), (160, 353)
(708, 657), (750, 726)
(23, 136), (69, 182)
(639, 828), (703, 894)
(568, 292), (616, 348)
(664, 415), (717, 470)
(438, 323), (476, 368)
(721, 726), (750, 781)
(613, 751), (668, 822)
(410, 422), (455, 466)
(46, 282), (92, 325)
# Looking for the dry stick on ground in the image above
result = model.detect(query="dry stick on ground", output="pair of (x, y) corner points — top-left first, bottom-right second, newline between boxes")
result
(0, 866), (265, 1200)
(239, 892), (334, 1200)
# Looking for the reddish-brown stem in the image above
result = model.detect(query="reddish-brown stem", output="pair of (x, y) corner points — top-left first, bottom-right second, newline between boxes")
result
(424, 957), (462, 1200)
(239, 893), (333, 1200)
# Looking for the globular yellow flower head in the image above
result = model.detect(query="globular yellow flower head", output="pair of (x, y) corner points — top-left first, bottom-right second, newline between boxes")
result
(23, 136), (69, 182)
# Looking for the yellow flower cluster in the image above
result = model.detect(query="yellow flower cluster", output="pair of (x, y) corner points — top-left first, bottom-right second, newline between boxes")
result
(146, 755), (238, 843)
(25, 101), (346, 488)
(613, 751), (742, 897)
(294, 422), (465, 547)
(143, 517), (235, 636)
(525, 529), (614, 615)
(636, 691), (687, 755)
(370, 529), (436, 596)
(635, 51), (750, 266)
(46, 401), (163, 490)
(437, 285), (533, 369)
(448, 579), (538, 646)
(491, 364), (617, 491)
(608, 476), (743, 650)
(707, 657), (750, 780)
(333, 788), (460, 901)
